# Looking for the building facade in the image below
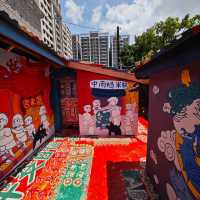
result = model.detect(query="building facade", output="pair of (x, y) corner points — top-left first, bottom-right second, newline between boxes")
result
(36, 0), (72, 58)
(72, 34), (82, 60)
(73, 32), (109, 66)
(72, 32), (130, 67)
(110, 35), (130, 68)
(0, 0), (72, 58)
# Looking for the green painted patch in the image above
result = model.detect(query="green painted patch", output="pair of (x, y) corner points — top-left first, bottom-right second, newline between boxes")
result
(16, 161), (46, 185)
(43, 142), (61, 150)
(34, 151), (53, 160)
(54, 146), (93, 200)
(0, 183), (24, 200)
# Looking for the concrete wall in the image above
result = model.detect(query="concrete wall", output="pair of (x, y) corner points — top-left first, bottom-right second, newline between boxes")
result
(5, 0), (43, 32)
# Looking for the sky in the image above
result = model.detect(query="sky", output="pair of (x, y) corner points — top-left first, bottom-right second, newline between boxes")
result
(60, 0), (200, 43)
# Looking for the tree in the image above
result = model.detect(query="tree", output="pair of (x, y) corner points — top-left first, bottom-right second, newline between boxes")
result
(120, 14), (200, 69)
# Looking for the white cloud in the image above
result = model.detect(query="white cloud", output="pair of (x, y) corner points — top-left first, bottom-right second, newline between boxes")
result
(91, 6), (102, 25)
(99, 0), (200, 43)
(64, 0), (84, 23)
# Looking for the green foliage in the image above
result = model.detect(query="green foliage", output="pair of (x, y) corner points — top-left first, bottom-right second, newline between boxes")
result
(120, 14), (200, 69)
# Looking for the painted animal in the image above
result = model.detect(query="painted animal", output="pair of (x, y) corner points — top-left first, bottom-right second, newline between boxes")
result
(32, 125), (47, 149)
(106, 122), (121, 136)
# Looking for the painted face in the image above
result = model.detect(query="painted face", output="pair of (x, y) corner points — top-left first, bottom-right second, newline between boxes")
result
(173, 98), (200, 134)
(12, 114), (23, 128)
(84, 105), (91, 113)
(41, 115), (47, 121)
(108, 97), (118, 106)
(24, 116), (32, 126)
(93, 100), (101, 108)
(39, 106), (46, 115)
(0, 113), (8, 130)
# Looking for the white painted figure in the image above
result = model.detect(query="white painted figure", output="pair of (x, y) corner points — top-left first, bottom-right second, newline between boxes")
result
(39, 106), (50, 133)
(82, 105), (94, 135)
(107, 97), (121, 126)
(24, 115), (35, 138)
(0, 113), (16, 163)
(125, 104), (134, 135)
(12, 114), (27, 147)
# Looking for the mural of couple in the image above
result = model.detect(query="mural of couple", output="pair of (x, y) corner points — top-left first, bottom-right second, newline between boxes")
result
(79, 80), (138, 136)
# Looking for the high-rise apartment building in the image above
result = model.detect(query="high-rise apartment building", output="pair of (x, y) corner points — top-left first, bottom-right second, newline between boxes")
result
(36, 0), (72, 58)
(110, 35), (130, 68)
(74, 32), (109, 66)
(72, 35), (82, 60)
(62, 23), (73, 59)
(0, 0), (72, 58)
(72, 32), (129, 67)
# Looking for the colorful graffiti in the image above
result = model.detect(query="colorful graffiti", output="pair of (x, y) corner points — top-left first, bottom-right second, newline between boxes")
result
(78, 78), (138, 136)
(0, 48), (54, 181)
(0, 138), (94, 200)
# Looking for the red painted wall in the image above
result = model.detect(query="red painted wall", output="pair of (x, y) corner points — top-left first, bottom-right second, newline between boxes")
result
(0, 48), (54, 181)
(76, 70), (138, 136)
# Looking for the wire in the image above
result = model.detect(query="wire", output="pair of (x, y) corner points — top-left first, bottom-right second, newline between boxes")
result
(64, 21), (103, 31)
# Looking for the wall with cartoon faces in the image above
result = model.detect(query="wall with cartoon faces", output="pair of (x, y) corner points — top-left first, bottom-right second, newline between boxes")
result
(146, 64), (200, 200)
(76, 70), (138, 136)
(0, 48), (54, 181)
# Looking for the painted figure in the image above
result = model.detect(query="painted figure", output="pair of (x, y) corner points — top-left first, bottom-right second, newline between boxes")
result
(39, 106), (50, 133)
(107, 97), (121, 126)
(125, 103), (137, 135)
(106, 121), (121, 136)
(24, 115), (35, 138)
(82, 105), (94, 135)
(92, 99), (101, 114)
(12, 114), (27, 147)
(0, 113), (16, 163)
(32, 124), (47, 149)
(163, 77), (200, 199)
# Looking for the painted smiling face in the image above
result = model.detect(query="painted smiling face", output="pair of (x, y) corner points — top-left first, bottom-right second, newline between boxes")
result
(0, 113), (8, 130)
(12, 114), (23, 129)
(84, 105), (91, 113)
(93, 100), (101, 110)
(24, 116), (33, 126)
(39, 106), (46, 116)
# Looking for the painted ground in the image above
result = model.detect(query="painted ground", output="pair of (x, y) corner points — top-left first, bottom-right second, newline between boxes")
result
(0, 118), (149, 200)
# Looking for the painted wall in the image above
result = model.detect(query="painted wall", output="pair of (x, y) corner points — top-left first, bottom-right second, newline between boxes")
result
(77, 70), (138, 136)
(0, 48), (54, 181)
(146, 63), (200, 200)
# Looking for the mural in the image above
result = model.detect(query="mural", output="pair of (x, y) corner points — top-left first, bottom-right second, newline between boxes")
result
(78, 76), (138, 136)
(147, 67), (200, 200)
(0, 48), (54, 181)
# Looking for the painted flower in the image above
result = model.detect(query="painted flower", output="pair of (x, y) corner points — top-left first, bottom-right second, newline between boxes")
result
(152, 85), (159, 95)
(163, 102), (171, 113)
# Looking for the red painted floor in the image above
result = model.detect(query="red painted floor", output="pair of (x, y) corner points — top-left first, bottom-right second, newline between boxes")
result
(0, 118), (147, 200)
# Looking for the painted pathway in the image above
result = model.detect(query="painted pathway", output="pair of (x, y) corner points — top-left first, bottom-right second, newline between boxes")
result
(0, 118), (147, 200)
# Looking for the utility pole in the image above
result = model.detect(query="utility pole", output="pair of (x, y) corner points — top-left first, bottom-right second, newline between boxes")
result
(116, 26), (120, 69)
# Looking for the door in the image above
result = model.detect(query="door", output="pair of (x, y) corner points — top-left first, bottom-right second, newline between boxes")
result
(60, 77), (79, 128)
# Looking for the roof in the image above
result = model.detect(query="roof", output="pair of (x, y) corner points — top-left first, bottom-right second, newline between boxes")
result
(135, 25), (200, 79)
(0, 11), (66, 67)
(66, 61), (149, 84)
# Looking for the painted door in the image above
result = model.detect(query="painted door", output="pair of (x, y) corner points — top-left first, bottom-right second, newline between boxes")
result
(60, 77), (79, 128)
